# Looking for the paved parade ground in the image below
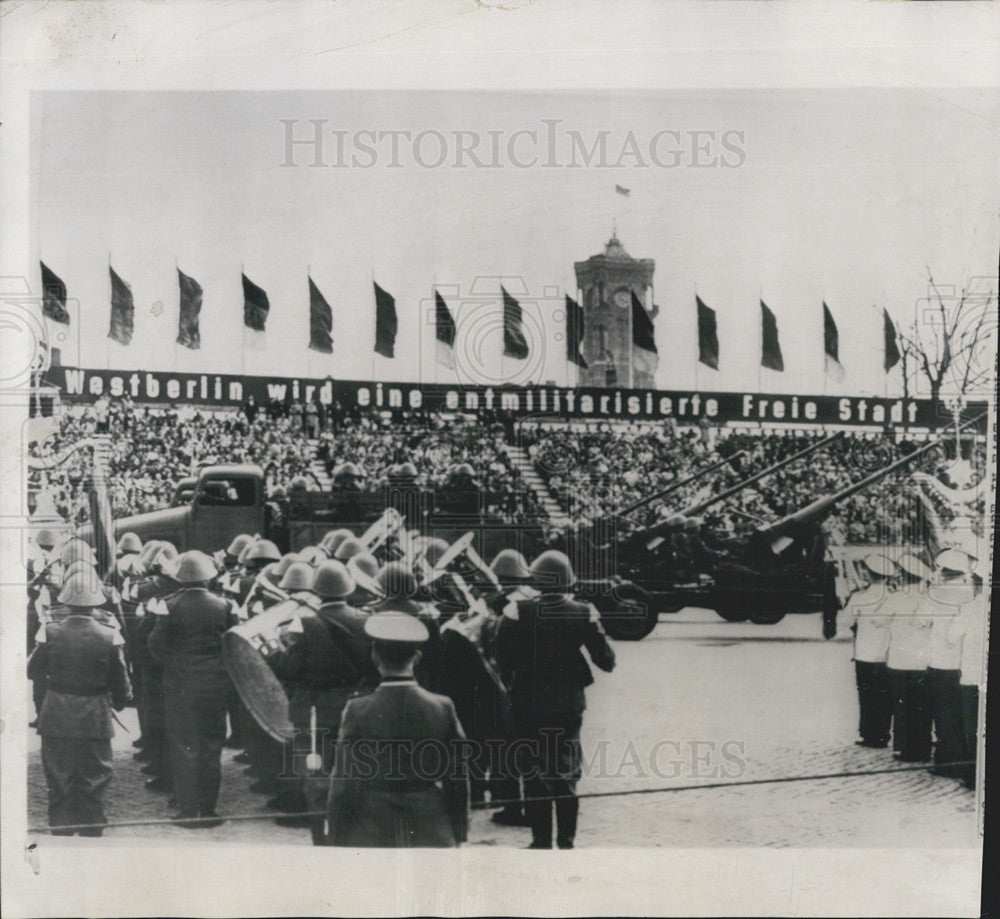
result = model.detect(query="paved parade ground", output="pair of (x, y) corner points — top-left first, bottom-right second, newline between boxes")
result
(27, 608), (980, 849)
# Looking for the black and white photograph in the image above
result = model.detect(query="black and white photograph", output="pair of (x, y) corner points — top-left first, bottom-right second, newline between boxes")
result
(1, 2), (997, 916)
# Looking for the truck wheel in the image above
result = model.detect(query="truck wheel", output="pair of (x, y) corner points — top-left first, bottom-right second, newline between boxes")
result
(713, 591), (751, 622)
(599, 585), (659, 641)
(750, 610), (786, 625)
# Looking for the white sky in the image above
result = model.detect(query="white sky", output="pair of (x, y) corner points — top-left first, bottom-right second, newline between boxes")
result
(33, 88), (1000, 396)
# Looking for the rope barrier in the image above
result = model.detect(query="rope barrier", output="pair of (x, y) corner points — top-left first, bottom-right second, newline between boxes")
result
(26, 759), (976, 835)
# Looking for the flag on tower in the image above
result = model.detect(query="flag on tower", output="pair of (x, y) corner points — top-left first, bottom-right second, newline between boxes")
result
(696, 296), (719, 370)
(108, 266), (134, 346)
(883, 308), (901, 372)
(760, 300), (784, 372)
(176, 269), (203, 350)
(823, 302), (844, 381)
(308, 277), (333, 354)
(242, 273), (270, 332)
(374, 281), (397, 358)
(631, 291), (659, 378)
(502, 286), (529, 360)
(40, 262), (69, 325)
(435, 291), (457, 368)
(565, 295), (588, 369)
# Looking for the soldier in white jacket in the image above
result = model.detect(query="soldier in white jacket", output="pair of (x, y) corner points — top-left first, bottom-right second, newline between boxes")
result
(927, 548), (976, 777)
(886, 554), (934, 762)
(949, 558), (988, 790)
(840, 554), (897, 748)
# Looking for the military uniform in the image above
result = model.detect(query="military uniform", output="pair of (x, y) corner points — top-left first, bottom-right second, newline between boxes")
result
(27, 613), (131, 834)
(926, 581), (972, 776)
(148, 576), (239, 822)
(886, 584), (933, 762)
(496, 572), (615, 849)
(952, 589), (987, 788)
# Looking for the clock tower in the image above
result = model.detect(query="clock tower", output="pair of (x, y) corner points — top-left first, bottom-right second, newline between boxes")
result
(574, 234), (657, 388)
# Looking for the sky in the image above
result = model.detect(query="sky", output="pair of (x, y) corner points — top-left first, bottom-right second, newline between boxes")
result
(32, 88), (1000, 396)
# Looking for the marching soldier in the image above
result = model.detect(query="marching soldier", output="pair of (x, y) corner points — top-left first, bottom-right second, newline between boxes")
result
(839, 554), (897, 748)
(886, 553), (934, 762)
(496, 550), (616, 849)
(345, 552), (381, 607)
(27, 528), (61, 727)
(229, 539), (282, 606)
(27, 571), (131, 836)
(148, 550), (240, 827)
(326, 612), (470, 848)
(927, 548), (975, 777)
(268, 559), (378, 841)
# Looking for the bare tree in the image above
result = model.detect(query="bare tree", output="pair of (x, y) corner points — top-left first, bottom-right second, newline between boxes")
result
(897, 270), (995, 418)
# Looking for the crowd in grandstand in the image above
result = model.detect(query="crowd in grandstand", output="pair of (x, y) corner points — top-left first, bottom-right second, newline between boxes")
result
(29, 396), (986, 546)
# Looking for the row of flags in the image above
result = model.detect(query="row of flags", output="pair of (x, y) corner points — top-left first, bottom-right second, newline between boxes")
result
(40, 260), (904, 378)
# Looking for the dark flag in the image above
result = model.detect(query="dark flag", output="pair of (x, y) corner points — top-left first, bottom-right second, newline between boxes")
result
(823, 302), (844, 381)
(40, 262), (69, 325)
(696, 296), (719, 370)
(502, 286), (529, 360)
(565, 295), (588, 369)
(760, 300), (784, 372)
(108, 266), (134, 346)
(308, 276), (333, 354)
(435, 291), (457, 369)
(883, 308), (901, 372)
(242, 273), (270, 332)
(176, 268), (203, 350)
(374, 281), (397, 358)
(631, 290), (659, 377)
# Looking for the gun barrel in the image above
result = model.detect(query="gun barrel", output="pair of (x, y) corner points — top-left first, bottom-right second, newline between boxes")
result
(680, 432), (843, 518)
(618, 450), (747, 517)
(764, 411), (988, 533)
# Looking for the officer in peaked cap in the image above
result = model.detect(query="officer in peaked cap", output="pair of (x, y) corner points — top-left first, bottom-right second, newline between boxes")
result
(927, 547), (977, 777)
(886, 552), (934, 762)
(28, 572), (131, 835)
(495, 550), (615, 850)
(326, 612), (469, 848)
(268, 559), (378, 840)
(148, 551), (240, 828)
(840, 554), (898, 748)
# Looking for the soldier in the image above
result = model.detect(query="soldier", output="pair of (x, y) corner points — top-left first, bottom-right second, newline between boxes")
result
(319, 528), (354, 559)
(927, 548), (975, 777)
(886, 553), (934, 762)
(148, 550), (240, 827)
(230, 539), (282, 606)
(27, 528), (62, 727)
(839, 554), (897, 748)
(437, 462), (479, 517)
(220, 533), (254, 572)
(345, 552), (381, 607)
(386, 462), (426, 529)
(115, 532), (143, 578)
(496, 550), (616, 849)
(328, 462), (367, 526)
(326, 612), (470, 848)
(27, 571), (131, 836)
(951, 557), (987, 789)
(268, 559), (378, 841)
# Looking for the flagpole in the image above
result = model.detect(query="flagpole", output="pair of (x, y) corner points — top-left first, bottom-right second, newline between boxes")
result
(306, 265), (313, 381)
(757, 287), (763, 395)
(106, 252), (111, 373)
(822, 298), (827, 399)
(432, 274), (438, 388)
(693, 289), (699, 394)
(173, 255), (179, 373)
(240, 260), (246, 380)
(370, 270), (376, 385)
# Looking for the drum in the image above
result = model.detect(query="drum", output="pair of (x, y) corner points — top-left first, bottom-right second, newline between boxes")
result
(222, 604), (306, 743)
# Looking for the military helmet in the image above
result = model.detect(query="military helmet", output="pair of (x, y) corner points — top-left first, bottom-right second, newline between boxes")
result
(376, 561), (418, 599)
(57, 571), (107, 608)
(333, 536), (366, 562)
(273, 552), (302, 579)
(237, 540), (257, 565)
(530, 550), (577, 591)
(116, 532), (143, 556)
(245, 539), (282, 565)
(683, 517), (701, 532)
(490, 549), (532, 583)
(348, 552), (379, 579)
(667, 514), (686, 528)
(449, 462), (475, 480)
(290, 475), (310, 491)
(150, 543), (179, 573)
(298, 545), (327, 567)
(60, 538), (97, 567)
(393, 462), (418, 479)
(62, 559), (97, 584)
(422, 538), (450, 567)
(320, 528), (354, 555)
(312, 560), (356, 599)
(227, 533), (254, 558)
(339, 461), (364, 479)
(173, 550), (219, 584)
(278, 561), (315, 592)
(36, 528), (59, 550)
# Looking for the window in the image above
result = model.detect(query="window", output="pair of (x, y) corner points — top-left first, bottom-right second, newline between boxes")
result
(197, 476), (256, 507)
